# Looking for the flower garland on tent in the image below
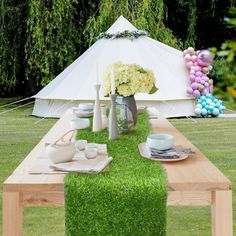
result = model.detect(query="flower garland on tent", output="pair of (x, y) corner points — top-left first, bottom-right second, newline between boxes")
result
(96, 30), (148, 41)
(103, 62), (157, 97)
(183, 47), (225, 117)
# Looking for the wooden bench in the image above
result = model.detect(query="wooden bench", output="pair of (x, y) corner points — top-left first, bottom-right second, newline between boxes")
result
(3, 108), (232, 236)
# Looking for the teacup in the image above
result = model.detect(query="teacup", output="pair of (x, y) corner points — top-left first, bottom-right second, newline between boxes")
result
(75, 140), (87, 151)
(147, 134), (174, 150)
(85, 147), (97, 159)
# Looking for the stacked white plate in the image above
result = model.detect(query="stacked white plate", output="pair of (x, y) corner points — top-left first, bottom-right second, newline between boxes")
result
(72, 103), (94, 118)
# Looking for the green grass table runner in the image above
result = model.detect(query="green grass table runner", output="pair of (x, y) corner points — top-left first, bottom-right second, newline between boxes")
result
(64, 113), (167, 235)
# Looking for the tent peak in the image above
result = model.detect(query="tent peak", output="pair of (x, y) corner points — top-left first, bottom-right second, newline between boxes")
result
(106, 15), (137, 34)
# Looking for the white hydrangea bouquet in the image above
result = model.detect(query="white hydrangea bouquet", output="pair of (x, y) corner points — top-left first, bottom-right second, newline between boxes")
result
(103, 62), (158, 97)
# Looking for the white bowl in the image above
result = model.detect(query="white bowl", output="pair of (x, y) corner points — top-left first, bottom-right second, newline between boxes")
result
(147, 134), (174, 150)
(78, 103), (94, 111)
(70, 118), (90, 130)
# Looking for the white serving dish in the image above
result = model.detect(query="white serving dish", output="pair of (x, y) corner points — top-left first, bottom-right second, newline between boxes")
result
(70, 118), (90, 130)
(147, 134), (174, 150)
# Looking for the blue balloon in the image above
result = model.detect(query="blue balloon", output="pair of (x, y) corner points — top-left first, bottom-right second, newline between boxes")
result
(201, 102), (207, 107)
(196, 104), (202, 109)
(200, 96), (206, 100)
(206, 93), (212, 99)
(195, 108), (202, 116)
(212, 108), (219, 116)
(201, 108), (208, 116)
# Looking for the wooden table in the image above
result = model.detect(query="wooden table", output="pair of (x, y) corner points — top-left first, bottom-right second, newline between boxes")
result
(3, 109), (232, 236)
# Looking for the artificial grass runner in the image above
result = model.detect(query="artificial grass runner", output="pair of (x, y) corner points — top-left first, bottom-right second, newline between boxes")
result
(64, 113), (167, 236)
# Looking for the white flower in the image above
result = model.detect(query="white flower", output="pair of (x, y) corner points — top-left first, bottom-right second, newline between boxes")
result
(103, 62), (158, 97)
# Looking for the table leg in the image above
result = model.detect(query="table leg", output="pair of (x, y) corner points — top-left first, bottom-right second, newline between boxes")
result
(3, 192), (23, 236)
(211, 190), (233, 236)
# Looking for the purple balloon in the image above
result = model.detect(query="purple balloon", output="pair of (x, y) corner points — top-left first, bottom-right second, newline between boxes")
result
(193, 90), (201, 97)
(195, 71), (202, 77)
(186, 87), (193, 95)
(200, 80), (205, 84)
(204, 82), (209, 87)
(191, 82), (199, 90)
(189, 75), (195, 82)
(202, 76), (209, 82)
(195, 77), (201, 83)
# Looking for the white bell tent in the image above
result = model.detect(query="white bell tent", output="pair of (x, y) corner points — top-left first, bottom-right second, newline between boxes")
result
(32, 16), (195, 118)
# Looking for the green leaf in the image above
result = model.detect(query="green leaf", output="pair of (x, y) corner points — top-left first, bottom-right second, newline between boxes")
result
(149, 85), (158, 94)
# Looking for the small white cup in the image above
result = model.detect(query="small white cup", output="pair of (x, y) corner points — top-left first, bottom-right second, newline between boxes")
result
(85, 147), (97, 159)
(75, 140), (87, 151)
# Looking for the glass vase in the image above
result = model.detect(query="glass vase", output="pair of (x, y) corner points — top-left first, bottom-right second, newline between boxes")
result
(116, 95), (137, 134)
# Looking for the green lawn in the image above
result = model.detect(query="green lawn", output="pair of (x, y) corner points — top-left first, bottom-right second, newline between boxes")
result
(0, 98), (235, 235)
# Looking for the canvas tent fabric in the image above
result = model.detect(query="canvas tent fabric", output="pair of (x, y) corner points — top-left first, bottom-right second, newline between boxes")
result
(32, 16), (194, 118)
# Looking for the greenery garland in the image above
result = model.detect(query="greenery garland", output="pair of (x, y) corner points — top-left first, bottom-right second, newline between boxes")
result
(95, 29), (148, 41)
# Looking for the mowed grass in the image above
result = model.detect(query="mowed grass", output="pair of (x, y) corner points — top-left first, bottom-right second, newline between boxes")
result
(0, 98), (235, 235)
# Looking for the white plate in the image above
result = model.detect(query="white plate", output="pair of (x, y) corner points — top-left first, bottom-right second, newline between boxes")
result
(138, 142), (190, 162)
(74, 110), (93, 118)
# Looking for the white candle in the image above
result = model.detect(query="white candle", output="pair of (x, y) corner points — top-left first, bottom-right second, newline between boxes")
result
(96, 62), (99, 84)
(111, 66), (115, 94)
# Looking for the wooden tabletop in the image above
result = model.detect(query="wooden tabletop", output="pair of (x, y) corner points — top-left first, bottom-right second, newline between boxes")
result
(4, 108), (231, 192)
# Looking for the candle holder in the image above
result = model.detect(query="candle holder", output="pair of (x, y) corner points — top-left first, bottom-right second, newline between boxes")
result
(109, 94), (119, 140)
(92, 84), (102, 132)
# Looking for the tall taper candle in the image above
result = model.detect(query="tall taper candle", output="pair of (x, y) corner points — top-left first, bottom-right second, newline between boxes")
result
(111, 66), (115, 94)
(96, 62), (99, 84)
(92, 84), (102, 132)
(109, 94), (119, 140)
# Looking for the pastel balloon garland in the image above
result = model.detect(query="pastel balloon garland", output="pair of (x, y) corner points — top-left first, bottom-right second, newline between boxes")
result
(183, 47), (225, 117)
(184, 47), (214, 97)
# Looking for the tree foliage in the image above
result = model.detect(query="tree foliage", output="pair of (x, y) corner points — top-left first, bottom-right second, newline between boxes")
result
(85, 0), (182, 49)
(0, 0), (235, 96)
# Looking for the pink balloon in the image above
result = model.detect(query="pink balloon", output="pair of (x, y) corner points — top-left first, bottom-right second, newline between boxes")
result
(191, 55), (197, 62)
(195, 77), (201, 83)
(204, 82), (209, 87)
(184, 54), (192, 62)
(183, 50), (188, 55)
(186, 61), (194, 69)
